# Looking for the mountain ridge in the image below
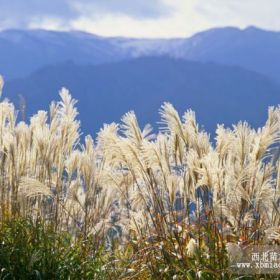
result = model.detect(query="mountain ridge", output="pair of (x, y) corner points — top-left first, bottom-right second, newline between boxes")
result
(1, 26), (280, 82)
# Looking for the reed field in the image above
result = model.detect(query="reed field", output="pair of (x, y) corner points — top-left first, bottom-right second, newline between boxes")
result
(0, 76), (280, 279)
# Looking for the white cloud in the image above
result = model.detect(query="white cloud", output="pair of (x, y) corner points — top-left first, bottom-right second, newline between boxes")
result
(70, 0), (209, 38)
(28, 17), (67, 31)
(194, 0), (280, 30)
(0, 0), (280, 37)
(72, 0), (172, 19)
(0, 0), (172, 29)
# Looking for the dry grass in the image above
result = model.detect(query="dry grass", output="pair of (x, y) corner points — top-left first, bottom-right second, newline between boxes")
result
(0, 76), (280, 279)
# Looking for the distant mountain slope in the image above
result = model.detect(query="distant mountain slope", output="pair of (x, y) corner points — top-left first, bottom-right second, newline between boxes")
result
(121, 27), (280, 83)
(1, 27), (280, 83)
(4, 57), (280, 137)
(0, 29), (128, 79)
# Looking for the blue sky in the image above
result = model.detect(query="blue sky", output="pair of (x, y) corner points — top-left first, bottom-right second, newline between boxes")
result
(0, 0), (279, 38)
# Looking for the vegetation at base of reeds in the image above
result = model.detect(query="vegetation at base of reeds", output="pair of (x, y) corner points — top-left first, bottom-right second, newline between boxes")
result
(1, 75), (280, 279)
(0, 217), (105, 279)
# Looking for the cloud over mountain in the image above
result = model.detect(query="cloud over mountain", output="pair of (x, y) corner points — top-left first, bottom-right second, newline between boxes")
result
(0, 0), (279, 37)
